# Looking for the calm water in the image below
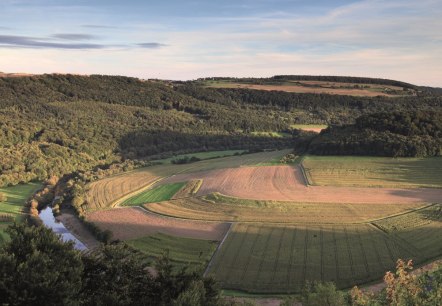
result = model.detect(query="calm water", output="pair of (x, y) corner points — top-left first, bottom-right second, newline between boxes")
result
(39, 207), (88, 251)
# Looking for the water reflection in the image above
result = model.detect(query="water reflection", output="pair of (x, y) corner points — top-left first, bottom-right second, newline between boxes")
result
(39, 207), (87, 251)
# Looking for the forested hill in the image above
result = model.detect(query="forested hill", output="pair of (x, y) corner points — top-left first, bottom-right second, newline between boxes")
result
(308, 111), (442, 157)
(0, 74), (441, 186)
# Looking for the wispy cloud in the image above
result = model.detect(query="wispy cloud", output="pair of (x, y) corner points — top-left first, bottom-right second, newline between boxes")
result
(0, 34), (105, 49)
(137, 42), (167, 49)
(81, 24), (119, 29)
(51, 33), (97, 40)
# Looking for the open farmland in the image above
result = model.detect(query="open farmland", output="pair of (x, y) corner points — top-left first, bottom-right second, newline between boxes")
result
(85, 150), (290, 210)
(126, 233), (218, 271)
(160, 165), (442, 204)
(145, 196), (423, 224)
(85, 150), (442, 294)
(87, 207), (230, 241)
(205, 80), (411, 97)
(121, 182), (186, 206)
(207, 208), (442, 293)
(302, 156), (442, 188)
(291, 124), (328, 133)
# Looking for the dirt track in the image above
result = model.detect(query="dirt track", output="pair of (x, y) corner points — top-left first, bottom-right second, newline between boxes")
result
(161, 165), (442, 204)
(87, 207), (230, 241)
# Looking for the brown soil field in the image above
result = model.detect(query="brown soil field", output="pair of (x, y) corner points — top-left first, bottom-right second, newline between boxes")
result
(87, 207), (230, 241)
(161, 165), (442, 204)
(209, 83), (401, 97)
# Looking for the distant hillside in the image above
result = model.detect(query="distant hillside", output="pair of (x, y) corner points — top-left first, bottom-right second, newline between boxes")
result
(0, 73), (441, 186)
(308, 111), (442, 157)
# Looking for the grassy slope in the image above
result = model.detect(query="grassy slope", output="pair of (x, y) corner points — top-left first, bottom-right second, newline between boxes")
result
(0, 182), (41, 244)
(121, 182), (186, 206)
(126, 233), (218, 271)
(302, 156), (442, 188)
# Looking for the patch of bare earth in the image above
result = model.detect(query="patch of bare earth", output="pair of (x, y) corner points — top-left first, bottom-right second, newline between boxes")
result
(161, 165), (442, 204)
(87, 207), (230, 241)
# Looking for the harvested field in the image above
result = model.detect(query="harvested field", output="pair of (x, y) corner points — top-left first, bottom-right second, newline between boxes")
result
(291, 124), (327, 133)
(172, 180), (203, 199)
(208, 216), (442, 293)
(85, 150), (290, 210)
(145, 196), (423, 224)
(206, 82), (406, 97)
(302, 156), (442, 188)
(87, 207), (230, 241)
(160, 165), (442, 204)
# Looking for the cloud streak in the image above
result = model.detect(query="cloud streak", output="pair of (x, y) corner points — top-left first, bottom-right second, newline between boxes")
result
(51, 33), (97, 40)
(0, 34), (105, 49)
(137, 42), (167, 49)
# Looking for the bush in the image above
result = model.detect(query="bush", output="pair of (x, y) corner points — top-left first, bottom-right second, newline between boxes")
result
(0, 192), (6, 202)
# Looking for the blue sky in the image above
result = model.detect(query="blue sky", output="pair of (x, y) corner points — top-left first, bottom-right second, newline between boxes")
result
(0, 0), (441, 86)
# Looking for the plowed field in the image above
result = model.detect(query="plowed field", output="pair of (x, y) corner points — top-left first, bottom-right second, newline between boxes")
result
(87, 207), (230, 241)
(161, 165), (442, 204)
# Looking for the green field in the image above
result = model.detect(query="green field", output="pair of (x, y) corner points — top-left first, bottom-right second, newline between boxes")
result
(302, 156), (442, 188)
(0, 182), (41, 244)
(126, 233), (218, 271)
(121, 182), (186, 206)
(290, 124), (328, 130)
(250, 132), (291, 138)
(152, 150), (245, 164)
(208, 206), (442, 293)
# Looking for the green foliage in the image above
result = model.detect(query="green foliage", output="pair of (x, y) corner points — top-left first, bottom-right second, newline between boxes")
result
(0, 223), (83, 305)
(0, 222), (224, 305)
(309, 111), (442, 157)
(122, 182), (186, 206)
(300, 282), (348, 306)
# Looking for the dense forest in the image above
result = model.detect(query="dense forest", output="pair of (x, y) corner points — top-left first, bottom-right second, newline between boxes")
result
(308, 111), (442, 157)
(1, 74), (441, 186)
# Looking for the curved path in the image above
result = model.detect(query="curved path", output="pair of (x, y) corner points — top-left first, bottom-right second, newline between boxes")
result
(161, 165), (442, 204)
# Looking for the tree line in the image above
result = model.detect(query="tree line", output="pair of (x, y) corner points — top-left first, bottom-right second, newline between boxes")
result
(307, 111), (442, 157)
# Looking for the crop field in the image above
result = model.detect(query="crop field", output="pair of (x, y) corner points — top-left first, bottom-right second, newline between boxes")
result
(86, 150), (442, 294)
(205, 80), (410, 97)
(159, 165), (442, 204)
(291, 124), (328, 133)
(0, 182), (41, 244)
(87, 207), (230, 241)
(126, 233), (218, 271)
(207, 213), (442, 293)
(121, 182), (186, 206)
(85, 150), (290, 210)
(302, 156), (442, 188)
(145, 196), (422, 224)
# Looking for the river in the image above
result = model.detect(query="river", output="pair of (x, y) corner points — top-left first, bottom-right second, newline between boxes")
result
(39, 206), (88, 251)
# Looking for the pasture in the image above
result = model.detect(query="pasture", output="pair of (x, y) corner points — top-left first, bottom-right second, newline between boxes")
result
(121, 182), (186, 206)
(302, 156), (442, 188)
(0, 182), (41, 244)
(291, 124), (328, 133)
(126, 233), (218, 271)
(208, 206), (442, 293)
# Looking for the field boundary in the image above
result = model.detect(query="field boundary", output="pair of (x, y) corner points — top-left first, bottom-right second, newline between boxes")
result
(204, 222), (234, 276)
(110, 177), (165, 208)
(297, 164), (311, 186)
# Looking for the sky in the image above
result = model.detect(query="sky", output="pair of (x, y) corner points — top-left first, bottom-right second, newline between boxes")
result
(0, 0), (441, 86)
